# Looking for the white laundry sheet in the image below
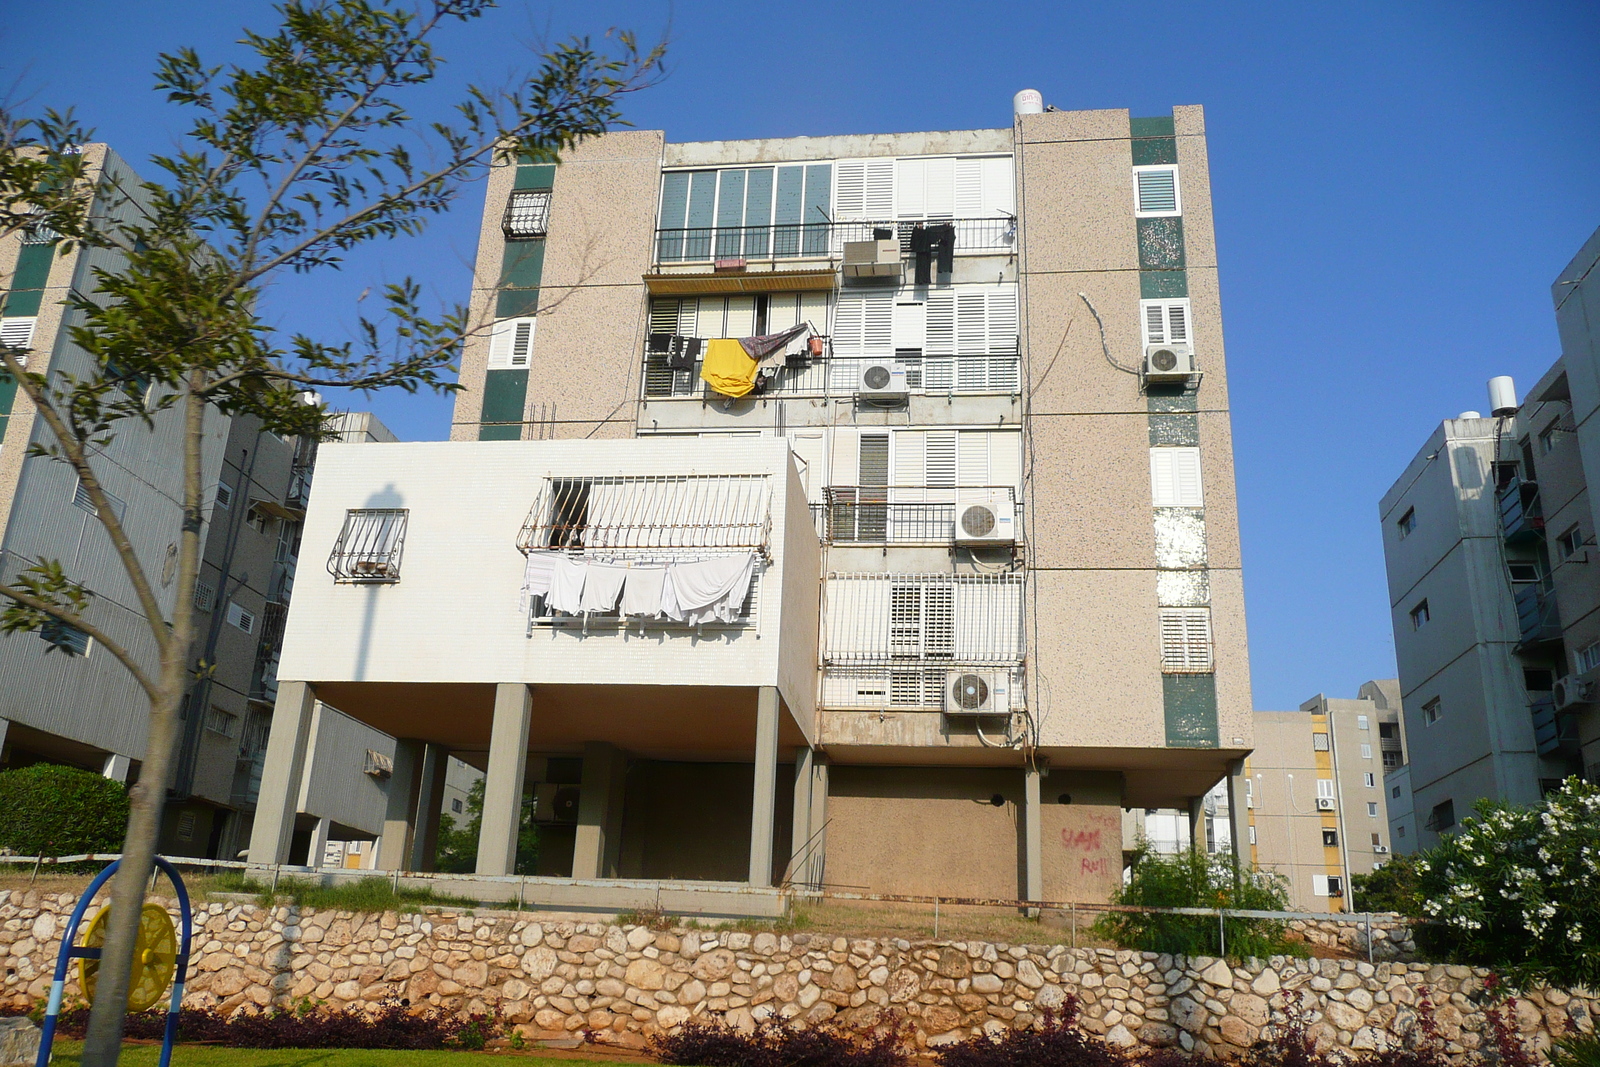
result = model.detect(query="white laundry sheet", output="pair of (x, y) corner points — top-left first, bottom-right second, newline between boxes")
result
(519, 550), (560, 612)
(525, 551), (756, 623)
(546, 554), (588, 615)
(618, 565), (668, 617)
(579, 562), (629, 614)
(662, 552), (756, 624)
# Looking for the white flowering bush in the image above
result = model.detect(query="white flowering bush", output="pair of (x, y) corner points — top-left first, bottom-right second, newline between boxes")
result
(1413, 776), (1600, 986)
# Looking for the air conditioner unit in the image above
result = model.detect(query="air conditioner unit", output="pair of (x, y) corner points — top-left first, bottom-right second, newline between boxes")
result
(857, 362), (909, 402)
(1553, 675), (1596, 710)
(533, 783), (581, 824)
(1316, 797), (1336, 811)
(1373, 845), (1390, 854)
(842, 238), (901, 278)
(954, 489), (1016, 546)
(944, 671), (1011, 716)
(1144, 342), (1197, 382)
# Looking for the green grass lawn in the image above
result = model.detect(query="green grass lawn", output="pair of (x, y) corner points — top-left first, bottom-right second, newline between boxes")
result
(48, 1042), (604, 1067)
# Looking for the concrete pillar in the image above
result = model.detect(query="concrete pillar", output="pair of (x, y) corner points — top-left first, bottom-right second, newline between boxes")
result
(1225, 759), (1249, 873)
(411, 744), (447, 872)
(1023, 763), (1043, 902)
(748, 687), (780, 887)
(0, 717), (9, 765)
(787, 748), (815, 887)
(1189, 796), (1206, 852)
(476, 684), (531, 876)
(377, 739), (422, 871)
(308, 817), (332, 868)
(573, 742), (627, 878)
(101, 753), (131, 783)
(247, 681), (317, 864)
(807, 757), (829, 889)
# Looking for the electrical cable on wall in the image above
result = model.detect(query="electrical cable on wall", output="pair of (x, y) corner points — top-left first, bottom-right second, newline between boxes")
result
(1078, 291), (1141, 376)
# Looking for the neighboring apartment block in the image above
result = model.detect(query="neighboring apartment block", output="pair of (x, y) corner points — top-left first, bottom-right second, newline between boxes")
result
(1245, 682), (1402, 911)
(1379, 224), (1600, 851)
(250, 97), (1255, 908)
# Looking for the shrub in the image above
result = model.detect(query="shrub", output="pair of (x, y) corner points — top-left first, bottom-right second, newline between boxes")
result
(0, 763), (128, 857)
(1548, 1032), (1600, 1067)
(53, 999), (497, 1049)
(1350, 852), (1420, 914)
(933, 1002), (1124, 1067)
(1411, 776), (1600, 987)
(649, 1013), (913, 1067)
(1092, 845), (1301, 958)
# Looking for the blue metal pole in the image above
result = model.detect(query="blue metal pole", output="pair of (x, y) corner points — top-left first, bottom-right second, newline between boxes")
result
(36, 861), (119, 1067)
(154, 858), (191, 1067)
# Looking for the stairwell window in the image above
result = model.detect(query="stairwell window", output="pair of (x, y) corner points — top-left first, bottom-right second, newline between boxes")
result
(1133, 166), (1181, 217)
(1558, 524), (1582, 561)
(328, 508), (409, 583)
(205, 705), (239, 738)
(1427, 799), (1456, 832)
(1409, 600), (1430, 629)
(1423, 697), (1441, 725)
(1361, 743), (1372, 759)
(1396, 507), (1415, 539)
(1578, 640), (1600, 673)
(37, 619), (91, 656)
(1322, 829), (1338, 847)
(1364, 773), (1375, 788)
(1368, 802), (1379, 817)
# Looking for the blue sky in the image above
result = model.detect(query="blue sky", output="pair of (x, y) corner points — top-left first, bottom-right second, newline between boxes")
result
(5, 1), (1599, 710)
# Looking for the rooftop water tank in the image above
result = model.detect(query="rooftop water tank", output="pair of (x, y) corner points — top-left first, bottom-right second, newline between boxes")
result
(1014, 89), (1044, 116)
(1488, 376), (1517, 417)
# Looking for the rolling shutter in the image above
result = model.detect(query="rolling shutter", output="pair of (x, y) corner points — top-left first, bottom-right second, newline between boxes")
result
(1150, 447), (1204, 507)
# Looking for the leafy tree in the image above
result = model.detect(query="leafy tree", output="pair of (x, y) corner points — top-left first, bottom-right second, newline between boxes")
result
(0, 4), (661, 1061)
(0, 764), (130, 856)
(434, 777), (538, 875)
(1411, 776), (1600, 988)
(1092, 843), (1301, 958)
(1350, 850), (1421, 914)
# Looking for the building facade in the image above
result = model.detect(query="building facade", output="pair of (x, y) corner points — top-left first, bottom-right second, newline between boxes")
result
(1245, 681), (1401, 911)
(251, 99), (1254, 906)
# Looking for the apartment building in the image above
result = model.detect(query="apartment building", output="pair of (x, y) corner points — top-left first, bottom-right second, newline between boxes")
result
(1244, 682), (1401, 911)
(1379, 227), (1600, 851)
(250, 97), (1254, 907)
(0, 144), (405, 862)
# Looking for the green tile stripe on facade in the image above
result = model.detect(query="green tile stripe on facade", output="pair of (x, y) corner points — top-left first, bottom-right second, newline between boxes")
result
(479, 369), (528, 441)
(1133, 113), (1218, 749)
(2, 242), (58, 316)
(515, 164), (556, 190)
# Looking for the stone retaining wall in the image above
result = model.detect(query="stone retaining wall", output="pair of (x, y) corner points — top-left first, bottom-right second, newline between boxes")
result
(0, 892), (1590, 1059)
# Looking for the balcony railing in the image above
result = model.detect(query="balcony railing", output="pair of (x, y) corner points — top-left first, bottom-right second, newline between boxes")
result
(811, 487), (1022, 545)
(823, 571), (1025, 668)
(644, 350), (1021, 400)
(1498, 476), (1544, 543)
(654, 217), (1017, 264)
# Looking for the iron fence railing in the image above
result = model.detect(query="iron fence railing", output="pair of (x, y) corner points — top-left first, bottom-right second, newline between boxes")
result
(326, 508), (408, 583)
(823, 571), (1025, 667)
(516, 474), (773, 554)
(654, 217), (1016, 264)
(810, 488), (1022, 545)
(644, 351), (1021, 400)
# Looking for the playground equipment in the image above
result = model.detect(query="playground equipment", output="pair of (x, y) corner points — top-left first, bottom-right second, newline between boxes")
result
(36, 857), (193, 1067)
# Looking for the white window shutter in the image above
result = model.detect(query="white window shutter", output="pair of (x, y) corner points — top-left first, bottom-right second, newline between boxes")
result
(831, 429), (861, 485)
(789, 431), (828, 503)
(0, 317), (37, 351)
(956, 292), (987, 355)
(893, 431), (924, 491)
(989, 432), (1022, 491)
(988, 289), (1018, 353)
(958, 432), (990, 486)
(1160, 608), (1213, 672)
(833, 290), (893, 358)
(1135, 167), (1181, 216)
(924, 292), (956, 356)
(1140, 299), (1192, 347)
(865, 160), (894, 217)
(954, 158), (983, 216)
(1151, 447), (1204, 507)
(1167, 302), (1188, 343)
(1312, 874), (1330, 897)
(924, 157), (954, 217)
(925, 432), (957, 488)
(897, 159), (926, 218)
(1145, 304), (1168, 345)
(724, 296), (757, 338)
(835, 161), (865, 218)
(766, 293), (801, 332)
(981, 157), (1015, 216)
(893, 301), (926, 351)
(488, 318), (536, 369)
(649, 298), (681, 335)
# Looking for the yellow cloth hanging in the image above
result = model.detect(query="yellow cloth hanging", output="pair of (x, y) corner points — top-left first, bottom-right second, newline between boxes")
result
(700, 338), (758, 398)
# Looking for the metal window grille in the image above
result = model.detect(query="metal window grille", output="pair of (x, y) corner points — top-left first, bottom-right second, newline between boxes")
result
(503, 190), (550, 238)
(194, 581), (216, 613)
(363, 749), (394, 778)
(327, 508), (409, 582)
(205, 706), (239, 738)
(823, 572), (1024, 667)
(72, 478), (126, 522)
(1158, 608), (1213, 672)
(1312, 732), (1330, 751)
(517, 474), (772, 554)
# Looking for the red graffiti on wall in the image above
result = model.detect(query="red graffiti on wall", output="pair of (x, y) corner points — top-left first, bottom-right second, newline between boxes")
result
(1081, 858), (1109, 877)
(1061, 829), (1102, 851)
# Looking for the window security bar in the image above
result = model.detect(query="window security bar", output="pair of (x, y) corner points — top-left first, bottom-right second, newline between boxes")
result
(516, 474), (774, 555)
(327, 508), (408, 582)
(822, 571), (1025, 667)
(503, 190), (550, 238)
(811, 487), (1022, 545)
(654, 217), (1017, 264)
(644, 352), (1021, 400)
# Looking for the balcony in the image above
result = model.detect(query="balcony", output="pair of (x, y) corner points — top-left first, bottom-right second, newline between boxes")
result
(653, 217), (1017, 266)
(1498, 476), (1544, 543)
(644, 349), (1021, 401)
(1529, 697), (1578, 757)
(1513, 584), (1562, 647)
(811, 487), (1023, 546)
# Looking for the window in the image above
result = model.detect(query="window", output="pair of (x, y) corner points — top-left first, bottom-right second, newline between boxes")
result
(1367, 802), (1379, 817)
(1159, 608), (1213, 673)
(1577, 641), (1600, 674)
(328, 508), (409, 582)
(72, 478), (126, 522)
(1316, 779), (1335, 800)
(1383, 750), (1402, 769)
(1372, 832), (1382, 847)
(1379, 721), (1398, 739)
(488, 317), (536, 370)
(1312, 732), (1330, 751)
(215, 481), (234, 509)
(226, 601), (256, 635)
(0, 316), (37, 353)
(1357, 714), (1369, 731)
(1423, 698), (1441, 725)
(1392, 785), (1402, 798)
(38, 619), (91, 656)
(1410, 600), (1430, 629)
(1247, 825), (1257, 845)
(363, 750), (394, 778)
(1327, 876), (1343, 897)
(1398, 825), (1406, 838)
(1140, 299), (1190, 347)
(1150, 447), (1203, 507)
(1558, 525), (1582, 561)
(1322, 829), (1339, 847)
(1364, 773), (1375, 788)
(1427, 799), (1456, 831)
(205, 705), (239, 738)
(1361, 743), (1373, 759)
(1396, 507), (1416, 539)
(451, 798), (464, 814)
(1508, 561), (1540, 583)
(176, 810), (196, 842)
(1133, 165), (1181, 217)
(1244, 778), (1254, 809)
(1312, 874), (1330, 897)
(193, 581), (216, 613)
(503, 190), (551, 238)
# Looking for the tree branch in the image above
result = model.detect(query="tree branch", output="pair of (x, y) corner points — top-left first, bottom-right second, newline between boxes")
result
(0, 582), (159, 699)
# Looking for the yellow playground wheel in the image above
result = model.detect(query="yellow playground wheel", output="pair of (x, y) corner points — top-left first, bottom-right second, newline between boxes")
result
(79, 903), (178, 1012)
